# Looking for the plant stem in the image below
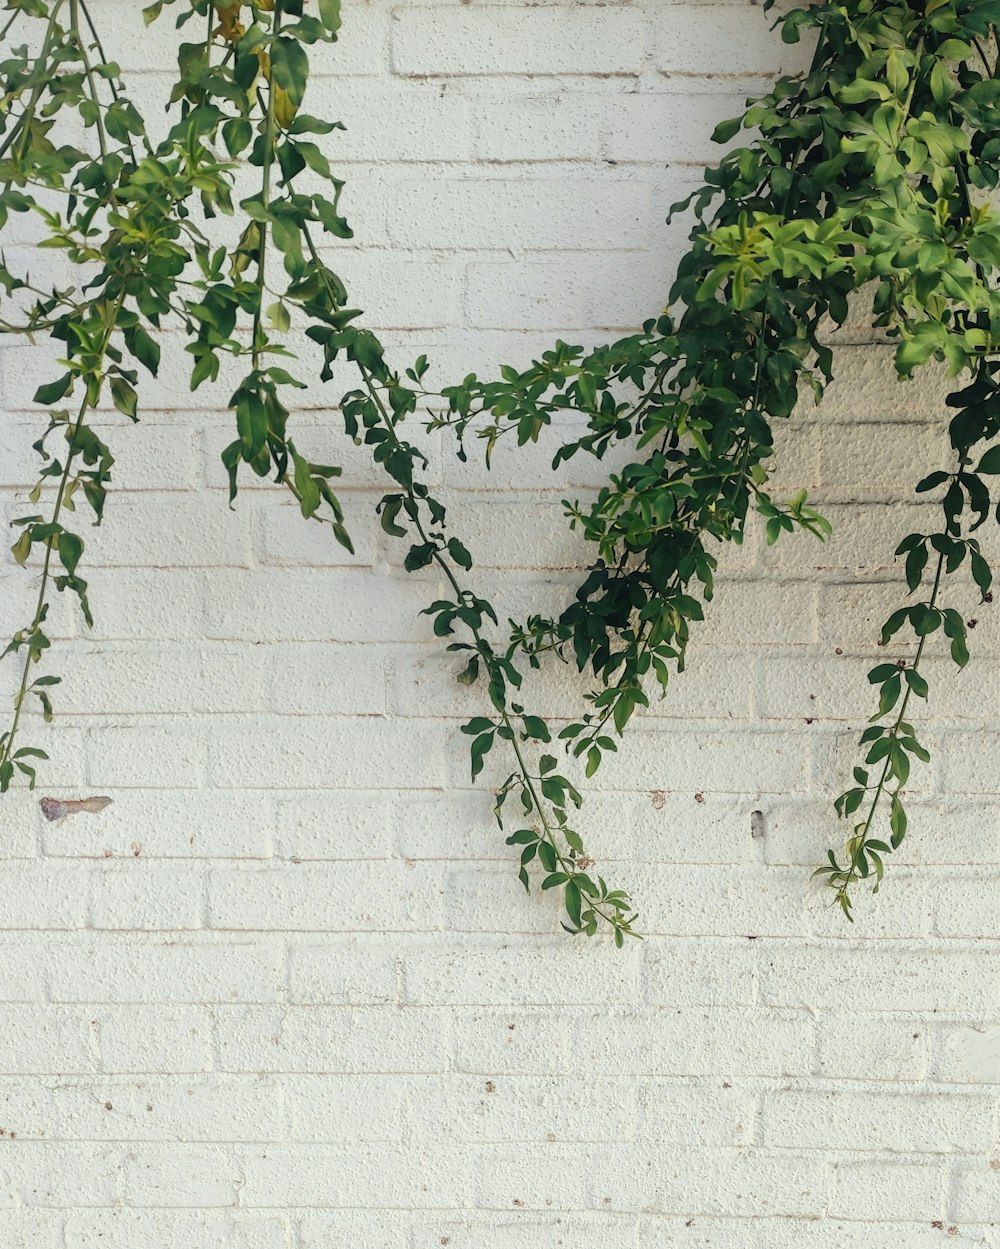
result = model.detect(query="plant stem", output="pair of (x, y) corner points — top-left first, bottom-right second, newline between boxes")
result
(834, 547), (945, 908)
(353, 356), (627, 932)
(0, 292), (125, 779)
(0, 0), (66, 166)
(251, 3), (282, 369)
(70, 0), (116, 200)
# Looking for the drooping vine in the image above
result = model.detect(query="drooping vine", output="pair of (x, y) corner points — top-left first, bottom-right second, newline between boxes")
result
(2, 0), (1000, 937)
(411, 0), (1000, 921)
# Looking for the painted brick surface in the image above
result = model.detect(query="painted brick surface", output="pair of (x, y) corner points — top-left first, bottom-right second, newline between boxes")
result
(0, 2), (997, 1246)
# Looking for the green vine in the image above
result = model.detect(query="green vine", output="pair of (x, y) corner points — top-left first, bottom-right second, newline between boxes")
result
(3, 0), (1000, 938)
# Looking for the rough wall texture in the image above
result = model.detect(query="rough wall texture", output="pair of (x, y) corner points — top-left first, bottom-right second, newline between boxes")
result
(0, 1), (998, 1246)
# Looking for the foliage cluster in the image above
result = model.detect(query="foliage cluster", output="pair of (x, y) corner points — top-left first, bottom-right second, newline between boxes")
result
(2, 0), (1000, 937)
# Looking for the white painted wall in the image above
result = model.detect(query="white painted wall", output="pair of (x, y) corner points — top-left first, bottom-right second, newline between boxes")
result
(0, 1), (998, 1245)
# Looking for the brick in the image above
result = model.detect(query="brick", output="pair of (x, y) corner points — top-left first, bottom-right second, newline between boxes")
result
(0, 789), (42, 859)
(465, 251), (680, 332)
(936, 1022), (1000, 1085)
(759, 941), (1000, 1014)
(88, 863), (205, 931)
(0, 864), (88, 930)
(323, 85), (473, 163)
(952, 1163), (1000, 1222)
(819, 347), (953, 422)
(653, 7), (814, 78)
(45, 937), (287, 1004)
(81, 492), (251, 569)
(284, 1074), (405, 1142)
(755, 650), (879, 721)
(0, 1074), (284, 1143)
(818, 420), (949, 495)
(0, 1006), (93, 1074)
(0, 943), (50, 1002)
(449, 1009), (574, 1076)
(97, 422), (199, 491)
(266, 646), (386, 718)
(557, 1007), (811, 1079)
(273, 790), (394, 860)
(42, 790), (274, 860)
(287, 938), (400, 1005)
(816, 1013), (929, 1083)
(636, 1081), (755, 1147)
(762, 501), (937, 574)
(238, 1143), (469, 1208)
(215, 1005), (448, 1075)
(0, 1210), (65, 1249)
(581, 724), (810, 795)
(95, 1005), (214, 1074)
(392, 8), (646, 77)
(403, 936), (644, 1006)
(470, 1143), (828, 1217)
(254, 492), (379, 568)
(204, 569), (440, 643)
(637, 1215), (969, 1248)
(408, 1212), (640, 1249)
(389, 787), (501, 861)
(646, 937), (758, 1007)
(0, 1140), (118, 1206)
(81, 570), (205, 642)
(207, 716), (447, 790)
(119, 1143), (238, 1207)
(413, 1074), (637, 1144)
(300, 1210), (409, 1248)
(604, 91), (751, 164)
(828, 1157), (945, 1223)
(84, 721), (205, 789)
(760, 1087), (994, 1154)
(55, 643), (267, 716)
(0, 562), (78, 642)
(474, 94), (603, 163)
(943, 733), (1000, 797)
(64, 1210), (291, 1249)
(388, 179), (654, 251)
(208, 861), (445, 932)
(696, 577), (817, 645)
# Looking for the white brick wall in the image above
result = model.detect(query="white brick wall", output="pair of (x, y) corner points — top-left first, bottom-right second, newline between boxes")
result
(0, 1), (997, 1245)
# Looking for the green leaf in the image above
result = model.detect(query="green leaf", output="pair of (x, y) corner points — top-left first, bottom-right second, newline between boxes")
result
(267, 302), (291, 333)
(57, 531), (83, 576)
(565, 879), (582, 927)
(10, 530), (31, 566)
(318, 0), (342, 34)
(904, 668), (929, 699)
(379, 496), (407, 538)
(223, 117), (252, 157)
(977, 446), (1000, 474)
(521, 715), (550, 743)
(34, 374), (72, 406)
(711, 116), (742, 144)
(447, 537), (473, 571)
(110, 377), (138, 421)
(470, 731), (494, 780)
(270, 36), (309, 110)
(125, 326), (160, 377)
(404, 542), (436, 572)
(878, 674), (901, 716)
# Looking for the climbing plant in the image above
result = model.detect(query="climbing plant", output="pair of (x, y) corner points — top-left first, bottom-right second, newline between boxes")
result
(2, 0), (1000, 939)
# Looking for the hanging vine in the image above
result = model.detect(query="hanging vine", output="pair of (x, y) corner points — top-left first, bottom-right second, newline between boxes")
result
(2, 0), (1000, 939)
